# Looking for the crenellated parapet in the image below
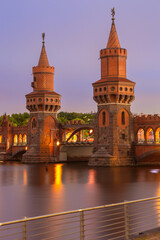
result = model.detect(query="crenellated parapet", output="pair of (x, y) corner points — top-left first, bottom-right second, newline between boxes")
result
(134, 113), (160, 146)
(134, 114), (160, 122)
(65, 120), (83, 125)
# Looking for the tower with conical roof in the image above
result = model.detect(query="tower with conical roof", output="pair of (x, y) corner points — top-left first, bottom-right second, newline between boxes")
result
(22, 33), (61, 163)
(89, 9), (135, 166)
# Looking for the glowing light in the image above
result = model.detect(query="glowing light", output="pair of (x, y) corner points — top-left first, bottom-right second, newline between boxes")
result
(25, 146), (28, 151)
(0, 135), (2, 143)
(89, 129), (93, 134)
(56, 140), (60, 146)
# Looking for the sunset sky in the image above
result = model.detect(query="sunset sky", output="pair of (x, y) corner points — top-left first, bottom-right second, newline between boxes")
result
(1, 0), (160, 115)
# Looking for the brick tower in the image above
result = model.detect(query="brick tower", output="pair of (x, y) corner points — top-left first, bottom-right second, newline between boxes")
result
(22, 33), (61, 163)
(89, 9), (135, 166)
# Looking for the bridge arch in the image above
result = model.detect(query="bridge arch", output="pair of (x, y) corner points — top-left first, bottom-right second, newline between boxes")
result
(66, 126), (94, 143)
(12, 149), (27, 160)
(137, 149), (160, 164)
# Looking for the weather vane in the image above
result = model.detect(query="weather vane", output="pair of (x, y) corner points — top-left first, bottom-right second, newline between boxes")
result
(111, 8), (115, 21)
(42, 32), (45, 45)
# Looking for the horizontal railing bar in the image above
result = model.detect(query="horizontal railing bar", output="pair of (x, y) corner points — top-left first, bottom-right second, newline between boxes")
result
(84, 206), (124, 216)
(129, 208), (156, 217)
(27, 219), (80, 232)
(85, 222), (125, 233)
(107, 234), (126, 240)
(85, 228), (125, 238)
(27, 214), (80, 227)
(85, 211), (124, 221)
(130, 202), (160, 210)
(0, 230), (23, 238)
(129, 221), (159, 231)
(28, 221), (80, 234)
(90, 233), (125, 240)
(130, 223), (160, 236)
(85, 215), (125, 226)
(84, 219), (125, 230)
(0, 224), (23, 231)
(84, 212), (124, 221)
(44, 235), (80, 240)
(129, 212), (160, 224)
(29, 228), (81, 239)
(1, 196), (160, 226)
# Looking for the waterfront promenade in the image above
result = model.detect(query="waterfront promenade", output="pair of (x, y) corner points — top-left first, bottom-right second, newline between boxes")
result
(1, 196), (160, 239)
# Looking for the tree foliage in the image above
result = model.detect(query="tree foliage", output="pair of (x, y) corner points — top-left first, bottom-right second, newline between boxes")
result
(57, 112), (95, 124)
(0, 111), (95, 126)
(0, 112), (30, 127)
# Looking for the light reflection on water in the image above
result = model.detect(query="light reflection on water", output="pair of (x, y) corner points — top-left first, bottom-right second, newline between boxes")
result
(0, 163), (160, 222)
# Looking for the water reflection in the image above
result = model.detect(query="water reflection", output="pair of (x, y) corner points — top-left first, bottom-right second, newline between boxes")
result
(55, 164), (63, 186)
(23, 169), (27, 186)
(1, 163), (160, 222)
(88, 169), (96, 185)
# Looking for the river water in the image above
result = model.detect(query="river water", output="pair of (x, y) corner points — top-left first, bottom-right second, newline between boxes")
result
(0, 162), (160, 222)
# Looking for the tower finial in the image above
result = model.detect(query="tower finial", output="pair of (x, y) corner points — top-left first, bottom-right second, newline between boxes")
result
(111, 7), (115, 22)
(42, 32), (45, 46)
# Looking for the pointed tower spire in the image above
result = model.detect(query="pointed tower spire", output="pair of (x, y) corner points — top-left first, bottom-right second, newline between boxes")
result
(107, 8), (121, 49)
(38, 33), (50, 66)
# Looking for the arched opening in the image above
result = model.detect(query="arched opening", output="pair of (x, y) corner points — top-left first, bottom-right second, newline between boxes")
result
(23, 134), (27, 145)
(98, 109), (109, 127)
(13, 134), (18, 146)
(137, 128), (145, 143)
(121, 111), (125, 125)
(146, 128), (154, 144)
(18, 134), (22, 145)
(32, 118), (37, 129)
(102, 111), (106, 126)
(155, 128), (160, 143)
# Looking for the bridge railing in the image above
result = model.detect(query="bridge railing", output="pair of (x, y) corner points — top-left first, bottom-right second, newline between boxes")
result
(1, 196), (160, 239)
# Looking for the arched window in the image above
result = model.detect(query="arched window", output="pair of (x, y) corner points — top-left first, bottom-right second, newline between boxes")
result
(0, 135), (2, 143)
(121, 111), (125, 125)
(13, 134), (18, 146)
(155, 128), (160, 143)
(137, 129), (145, 143)
(18, 134), (22, 145)
(102, 111), (106, 126)
(23, 134), (27, 145)
(146, 128), (154, 144)
(32, 118), (37, 129)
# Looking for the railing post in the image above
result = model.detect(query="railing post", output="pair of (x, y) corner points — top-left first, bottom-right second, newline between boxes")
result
(124, 201), (130, 240)
(23, 217), (27, 240)
(80, 210), (85, 240)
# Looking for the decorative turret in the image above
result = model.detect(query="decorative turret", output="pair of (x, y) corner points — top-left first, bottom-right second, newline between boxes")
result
(89, 9), (135, 166)
(26, 33), (61, 114)
(23, 34), (61, 163)
(93, 8), (135, 105)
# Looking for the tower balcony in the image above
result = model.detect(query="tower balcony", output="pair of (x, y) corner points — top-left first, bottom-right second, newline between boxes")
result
(26, 91), (61, 113)
(93, 94), (135, 105)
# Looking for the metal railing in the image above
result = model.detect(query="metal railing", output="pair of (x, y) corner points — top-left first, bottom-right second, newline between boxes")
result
(1, 196), (160, 240)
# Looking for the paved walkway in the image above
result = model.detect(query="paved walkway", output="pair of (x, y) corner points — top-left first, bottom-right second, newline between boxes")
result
(133, 229), (160, 239)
